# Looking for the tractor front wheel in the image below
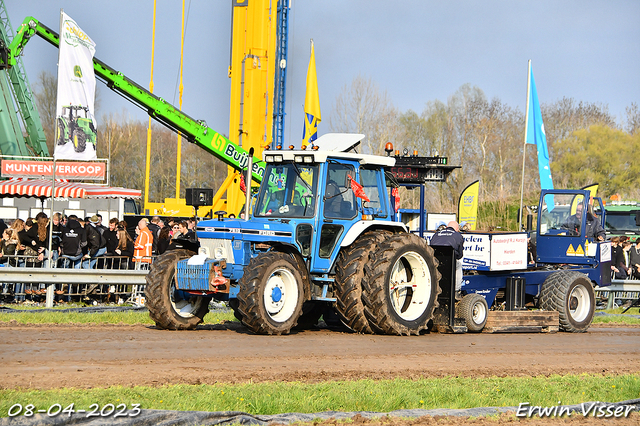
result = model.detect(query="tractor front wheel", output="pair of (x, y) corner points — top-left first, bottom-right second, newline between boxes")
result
(237, 252), (305, 335)
(145, 249), (210, 330)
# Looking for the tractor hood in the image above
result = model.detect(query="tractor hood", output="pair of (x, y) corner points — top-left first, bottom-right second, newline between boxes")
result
(197, 218), (294, 244)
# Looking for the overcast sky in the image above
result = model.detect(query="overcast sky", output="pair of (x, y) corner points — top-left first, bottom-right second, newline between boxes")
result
(7, 1), (640, 145)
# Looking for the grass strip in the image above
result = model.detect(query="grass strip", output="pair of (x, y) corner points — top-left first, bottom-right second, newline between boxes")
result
(1, 374), (639, 417)
(1, 305), (638, 325)
(0, 308), (234, 325)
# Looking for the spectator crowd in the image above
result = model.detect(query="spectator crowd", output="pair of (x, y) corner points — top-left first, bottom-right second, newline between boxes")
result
(0, 214), (199, 270)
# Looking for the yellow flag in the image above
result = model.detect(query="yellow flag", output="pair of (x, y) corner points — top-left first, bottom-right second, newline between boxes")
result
(302, 41), (321, 146)
(570, 183), (599, 215)
(458, 180), (480, 230)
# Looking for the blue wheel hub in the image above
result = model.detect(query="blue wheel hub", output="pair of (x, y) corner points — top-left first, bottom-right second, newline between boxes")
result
(271, 286), (283, 303)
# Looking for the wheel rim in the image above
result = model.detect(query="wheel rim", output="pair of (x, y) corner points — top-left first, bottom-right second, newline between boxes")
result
(472, 301), (487, 325)
(388, 251), (431, 321)
(568, 284), (590, 323)
(170, 280), (202, 319)
(263, 267), (299, 323)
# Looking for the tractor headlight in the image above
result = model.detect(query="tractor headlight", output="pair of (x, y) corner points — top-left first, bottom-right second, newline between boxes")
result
(294, 154), (314, 163)
(214, 247), (227, 260)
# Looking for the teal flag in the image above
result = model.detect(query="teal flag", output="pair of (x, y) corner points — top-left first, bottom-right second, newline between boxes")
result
(526, 66), (553, 190)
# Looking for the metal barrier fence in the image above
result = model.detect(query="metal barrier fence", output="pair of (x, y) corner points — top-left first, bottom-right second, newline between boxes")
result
(595, 280), (640, 309)
(0, 254), (153, 304)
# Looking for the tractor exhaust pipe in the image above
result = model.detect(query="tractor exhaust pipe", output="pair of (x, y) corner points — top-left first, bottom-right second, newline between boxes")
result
(245, 147), (254, 221)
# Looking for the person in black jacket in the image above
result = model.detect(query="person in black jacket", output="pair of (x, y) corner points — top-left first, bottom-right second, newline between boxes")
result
(430, 220), (465, 298)
(104, 218), (119, 255)
(156, 225), (172, 255)
(60, 215), (86, 269)
(84, 215), (107, 269)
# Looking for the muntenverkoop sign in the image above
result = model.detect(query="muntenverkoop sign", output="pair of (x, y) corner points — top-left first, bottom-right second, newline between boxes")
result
(1, 160), (106, 180)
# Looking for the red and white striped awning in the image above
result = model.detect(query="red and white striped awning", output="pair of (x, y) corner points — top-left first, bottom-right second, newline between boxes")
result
(0, 178), (141, 199)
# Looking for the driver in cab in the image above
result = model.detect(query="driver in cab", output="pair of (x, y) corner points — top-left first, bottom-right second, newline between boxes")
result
(563, 202), (605, 241)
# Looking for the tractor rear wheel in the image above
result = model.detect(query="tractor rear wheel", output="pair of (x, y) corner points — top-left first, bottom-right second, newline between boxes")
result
(72, 127), (86, 153)
(145, 249), (210, 330)
(458, 293), (488, 332)
(237, 252), (304, 335)
(335, 231), (390, 333)
(57, 119), (66, 145)
(540, 270), (595, 332)
(362, 233), (440, 335)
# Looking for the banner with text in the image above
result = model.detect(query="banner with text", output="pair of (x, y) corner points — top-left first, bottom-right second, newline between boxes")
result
(1, 160), (106, 180)
(55, 12), (98, 160)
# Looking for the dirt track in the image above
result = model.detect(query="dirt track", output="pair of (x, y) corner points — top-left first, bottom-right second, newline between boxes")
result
(1, 322), (639, 390)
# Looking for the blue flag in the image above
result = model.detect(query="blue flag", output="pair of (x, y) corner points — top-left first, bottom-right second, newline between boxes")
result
(526, 66), (553, 190)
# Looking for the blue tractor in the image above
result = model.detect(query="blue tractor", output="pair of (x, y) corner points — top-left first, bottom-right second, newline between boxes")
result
(145, 134), (457, 335)
(145, 134), (610, 335)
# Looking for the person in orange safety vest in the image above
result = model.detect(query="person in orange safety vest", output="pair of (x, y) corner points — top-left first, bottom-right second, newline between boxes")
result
(133, 218), (153, 269)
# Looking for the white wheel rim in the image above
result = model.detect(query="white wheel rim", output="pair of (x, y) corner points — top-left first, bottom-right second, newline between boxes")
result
(472, 300), (487, 325)
(170, 281), (200, 318)
(263, 267), (298, 322)
(569, 284), (590, 323)
(388, 251), (431, 321)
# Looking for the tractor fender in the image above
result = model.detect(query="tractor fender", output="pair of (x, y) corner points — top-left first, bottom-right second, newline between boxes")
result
(340, 220), (407, 247)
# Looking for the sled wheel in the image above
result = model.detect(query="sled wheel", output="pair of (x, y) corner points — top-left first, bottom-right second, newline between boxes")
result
(458, 293), (488, 332)
(237, 252), (304, 335)
(362, 233), (440, 335)
(335, 231), (391, 333)
(72, 127), (86, 152)
(540, 270), (595, 332)
(145, 249), (210, 330)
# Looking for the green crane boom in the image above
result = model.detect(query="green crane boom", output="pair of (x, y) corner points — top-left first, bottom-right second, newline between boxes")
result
(0, 16), (265, 182)
(0, 4), (49, 157)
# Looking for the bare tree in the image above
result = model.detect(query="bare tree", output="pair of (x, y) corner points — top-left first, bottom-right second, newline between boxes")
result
(625, 102), (639, 135)
(329, 74), (398, 155)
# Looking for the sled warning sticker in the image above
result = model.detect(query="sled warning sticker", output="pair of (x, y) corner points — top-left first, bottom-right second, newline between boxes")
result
(566, 244), (576, 256)
(575, 245), (585, 256)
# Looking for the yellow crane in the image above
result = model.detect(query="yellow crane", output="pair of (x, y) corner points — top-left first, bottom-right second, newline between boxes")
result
(144, 0), (278, 217)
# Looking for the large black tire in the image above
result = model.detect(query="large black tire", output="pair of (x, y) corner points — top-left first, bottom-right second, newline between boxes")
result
(57, 119), (66, 145)
(145, 249), (210, 330)
(362, 233), (441, 335)
(72, 127), (86, 153)
(540, 270), (595, 333)
(458, 293), (488, 332)
(335, 231), (390, 333)
(228, 299), (243, 322)
(237, 252), (305, 335)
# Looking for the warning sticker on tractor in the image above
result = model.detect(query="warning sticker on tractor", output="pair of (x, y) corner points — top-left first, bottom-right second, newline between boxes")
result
(575, 245), (585, 256)
(566, 245), (576, 256)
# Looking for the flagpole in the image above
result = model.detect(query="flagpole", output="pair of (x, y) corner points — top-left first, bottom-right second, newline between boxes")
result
(518, 60), (532, 231)
(45, 10), (65, 308)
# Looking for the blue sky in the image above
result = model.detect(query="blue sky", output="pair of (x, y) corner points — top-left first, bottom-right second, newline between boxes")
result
(7, 0), (640, 143)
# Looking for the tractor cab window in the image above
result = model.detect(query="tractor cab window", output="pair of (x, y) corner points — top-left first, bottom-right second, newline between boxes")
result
(360, 168), (387, 218)
(323, 163), (356, 220)
(254, 163), (318, 217)
(539, 193), (577, 236)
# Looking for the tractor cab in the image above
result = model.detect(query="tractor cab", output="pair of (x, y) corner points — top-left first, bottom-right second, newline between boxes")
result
(535, 189), (607, 265)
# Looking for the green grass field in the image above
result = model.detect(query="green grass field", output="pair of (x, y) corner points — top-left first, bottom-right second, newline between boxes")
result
(1, 375), (639, 417)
